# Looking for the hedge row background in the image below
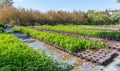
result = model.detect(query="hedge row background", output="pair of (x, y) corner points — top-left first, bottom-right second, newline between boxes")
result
(0, 7), (119, 26)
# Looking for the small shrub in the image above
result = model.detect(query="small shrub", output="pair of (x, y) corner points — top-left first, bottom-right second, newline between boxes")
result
(87, 12), (112, 25)
(0, 34), (73, 71)
(111, 11), (120, 24)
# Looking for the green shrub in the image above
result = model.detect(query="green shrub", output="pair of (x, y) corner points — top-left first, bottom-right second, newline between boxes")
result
(87, 12), (112, 25)
(0, 34), (73, 71)
(0, 28), (3, 33)
(0, 23), (5, 33)
(111, 11), (120, 24)
(0, 23), (5, 28)
(39, 25), (120, 40)
(12, 26), (107, 52)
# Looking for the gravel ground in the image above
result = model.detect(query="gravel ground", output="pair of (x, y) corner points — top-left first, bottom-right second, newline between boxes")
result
(4, 28), (120, 71)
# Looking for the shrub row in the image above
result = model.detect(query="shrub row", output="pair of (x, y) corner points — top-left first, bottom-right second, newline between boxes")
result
(38, 25), (120, 40)
(0, 7), (114, 26)
(12, 26), (107, 52)
(0, 34), (72, 71)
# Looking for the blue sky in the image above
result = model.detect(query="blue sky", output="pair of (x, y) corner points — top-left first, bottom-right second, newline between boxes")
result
(13, 0), (120, 12)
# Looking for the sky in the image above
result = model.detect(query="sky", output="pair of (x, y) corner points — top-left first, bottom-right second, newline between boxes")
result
(13, 0), (120, 12)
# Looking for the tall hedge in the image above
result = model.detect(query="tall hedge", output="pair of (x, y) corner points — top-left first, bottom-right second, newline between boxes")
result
(0, 7), (116, 26)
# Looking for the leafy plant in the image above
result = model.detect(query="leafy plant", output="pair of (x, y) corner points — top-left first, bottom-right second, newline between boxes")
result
(87, 12), (112, 25)
(0, 34), (73, 71)
(38, 25), (120, 40)
(0, 23), (5, 33)
(12, 26), (107, 52)
(111, 11), (120, 24)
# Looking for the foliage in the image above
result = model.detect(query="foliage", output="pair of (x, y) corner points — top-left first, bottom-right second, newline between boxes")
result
(0, 7), (115, 26)
(0, 23), (5, 33)
(12, 26), (107, 52)
(0, 34), (73, 71)
(0, 0), (13, 8)
(0, 23), (5, 28)
(38, 25), (120, 40)
(111, 11), (120, 24)
(87, 12), (112, 25)
(0, 28), (3, 33)
(117, 0), (120, 3)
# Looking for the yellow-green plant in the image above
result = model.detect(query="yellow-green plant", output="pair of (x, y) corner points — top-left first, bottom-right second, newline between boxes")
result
(13, 26), (107, 52)
(0, 34), (73, 71)
(39, 25), (120, 40)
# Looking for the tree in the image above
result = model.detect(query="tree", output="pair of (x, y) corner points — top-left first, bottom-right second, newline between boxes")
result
(0, 0), (14, 8)
(117, 0), (120, 3)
